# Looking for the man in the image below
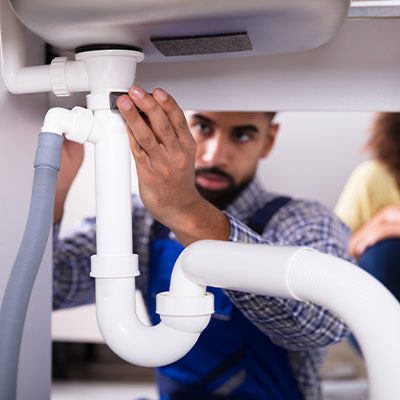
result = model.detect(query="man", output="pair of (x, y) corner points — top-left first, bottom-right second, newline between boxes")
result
(53, 86), (351, 400)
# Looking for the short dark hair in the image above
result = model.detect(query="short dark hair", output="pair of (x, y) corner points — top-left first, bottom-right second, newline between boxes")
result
(365, 112), (400, 175)
(265, 112), (276, 122)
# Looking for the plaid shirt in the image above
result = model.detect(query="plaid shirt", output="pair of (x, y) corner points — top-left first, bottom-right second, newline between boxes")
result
(53, 179), (351, 400)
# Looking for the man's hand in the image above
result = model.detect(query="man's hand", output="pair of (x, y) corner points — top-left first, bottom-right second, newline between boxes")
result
(349, 205), (400, 258)
(53, 138), (84, 223)
(117, 85), (230, 246)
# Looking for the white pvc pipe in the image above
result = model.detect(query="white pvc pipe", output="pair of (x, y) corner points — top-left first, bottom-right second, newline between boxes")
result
(83, 50), (213, 366)
(0, 0), (88, 95)
(93, 110), (133, 255)
(80, 50), (211, 367)
(290, 250), (400, 400)
(0, 0), (51, 93)
(41, 108), (73, 136)
(91, 108), (213, 366)
(175, 240), (400, 400)
(95, 278), (201, 367)
(75, 49), (143, 93)
(41, 106), (93, 143)
(64, 61), (89, 93)
(171, 240), (303, 298)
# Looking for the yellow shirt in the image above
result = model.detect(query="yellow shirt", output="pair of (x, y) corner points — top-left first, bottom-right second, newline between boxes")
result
(335, 160), (400, 233)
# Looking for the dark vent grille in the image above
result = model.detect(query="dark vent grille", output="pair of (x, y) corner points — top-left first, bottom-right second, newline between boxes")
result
(151, 32), (252, 57)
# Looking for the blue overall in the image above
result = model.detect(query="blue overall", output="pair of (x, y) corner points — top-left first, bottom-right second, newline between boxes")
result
(147, 197), (302, 400)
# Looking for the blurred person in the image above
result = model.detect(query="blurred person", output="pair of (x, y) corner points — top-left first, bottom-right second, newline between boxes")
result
(335, 112), (400, 304)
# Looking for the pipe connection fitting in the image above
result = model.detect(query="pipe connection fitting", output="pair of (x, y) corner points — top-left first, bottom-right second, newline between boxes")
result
(155, 255), (215, 334)
(156, 292), (214, 333)
(50, 57), (88, 97)
(90, 254), (139, 279)
(41, 106), (94, 143)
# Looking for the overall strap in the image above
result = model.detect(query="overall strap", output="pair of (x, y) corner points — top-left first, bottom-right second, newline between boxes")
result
(247, 196), (292, 235)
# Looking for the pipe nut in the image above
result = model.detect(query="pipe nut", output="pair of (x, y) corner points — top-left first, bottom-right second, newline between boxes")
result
(90, 254), (139, 278)
(50, 57), (71, 97)
(157, 292), (214, 333)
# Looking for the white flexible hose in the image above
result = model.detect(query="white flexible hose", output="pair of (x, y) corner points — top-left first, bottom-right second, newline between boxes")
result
(175, 240), (400, 400)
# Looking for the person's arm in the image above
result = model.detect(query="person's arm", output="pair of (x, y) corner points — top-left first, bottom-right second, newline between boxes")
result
(349, 204), (400, 258)
(117, 87), (350, 351)
(116, 86), (230, 247)
(53, 138), (84, 223)
(223, 201), (351, 351)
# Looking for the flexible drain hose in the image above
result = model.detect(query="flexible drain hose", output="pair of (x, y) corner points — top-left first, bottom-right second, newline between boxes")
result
(0, 132), (63, 400)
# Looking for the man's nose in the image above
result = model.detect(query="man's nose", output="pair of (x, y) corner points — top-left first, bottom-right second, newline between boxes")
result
(201, 136), (230, 166)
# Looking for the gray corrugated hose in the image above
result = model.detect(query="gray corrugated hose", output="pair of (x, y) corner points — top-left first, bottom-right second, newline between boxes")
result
(0, 132), (63, 400)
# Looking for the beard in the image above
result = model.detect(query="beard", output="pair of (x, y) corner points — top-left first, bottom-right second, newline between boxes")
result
(195, 167), (253, 210)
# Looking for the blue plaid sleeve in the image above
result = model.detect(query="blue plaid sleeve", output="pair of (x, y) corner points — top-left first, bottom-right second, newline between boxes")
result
(53, 218), (97, 310)
(222, 201), (351, 352)
(52, 194), (153, 310)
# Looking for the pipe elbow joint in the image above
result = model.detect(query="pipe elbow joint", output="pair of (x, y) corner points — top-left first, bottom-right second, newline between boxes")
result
(41, 106), (93, 143)
(155, 245), (214, 334)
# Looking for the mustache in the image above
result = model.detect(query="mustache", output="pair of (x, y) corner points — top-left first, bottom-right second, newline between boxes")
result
(195, 167), (235, 186)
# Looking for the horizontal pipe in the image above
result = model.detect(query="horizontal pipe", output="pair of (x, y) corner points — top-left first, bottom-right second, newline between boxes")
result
(174, 240), (303, 298)
(0, 0), (88, 95)
(0, 0), (50, 93)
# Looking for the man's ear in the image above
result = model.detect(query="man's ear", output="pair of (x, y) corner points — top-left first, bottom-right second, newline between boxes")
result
(260, 123), (280, 159)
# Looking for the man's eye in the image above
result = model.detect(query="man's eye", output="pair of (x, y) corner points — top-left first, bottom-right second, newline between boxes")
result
(234, 132), (251, 143)
(193, 123), (212, 135)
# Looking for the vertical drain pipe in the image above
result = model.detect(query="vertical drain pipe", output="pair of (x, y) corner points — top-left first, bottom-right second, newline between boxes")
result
(77, 49), (214, 366)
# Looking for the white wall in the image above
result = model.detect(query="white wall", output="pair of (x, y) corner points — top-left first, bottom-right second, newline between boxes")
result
(0, 35), (51, 399)
(259, 111), (373, 209)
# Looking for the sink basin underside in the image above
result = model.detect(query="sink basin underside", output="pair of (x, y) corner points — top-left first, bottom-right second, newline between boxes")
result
(10, 0), (350, 62)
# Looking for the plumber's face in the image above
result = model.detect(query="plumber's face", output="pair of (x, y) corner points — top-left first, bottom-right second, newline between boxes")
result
(184, 111), (278, 208)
